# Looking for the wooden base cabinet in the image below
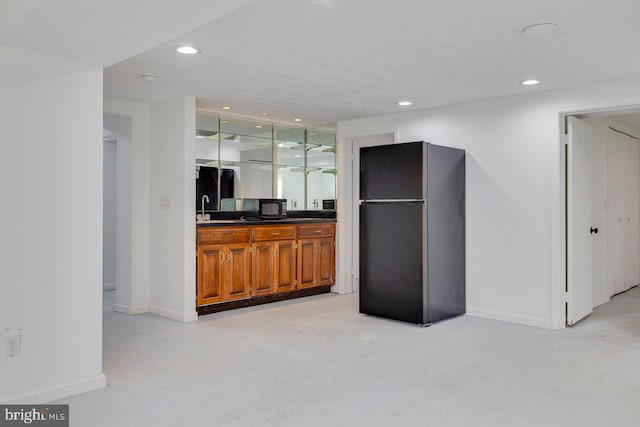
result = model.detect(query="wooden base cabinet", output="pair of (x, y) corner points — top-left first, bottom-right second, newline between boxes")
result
(197, 222), (334, 307)
(197, 227), (251, 306)
(198, 244), (225, 303)
(297, 224), (335, 289)
(317, 237), (335, 286)
(251, 226), (297, 296)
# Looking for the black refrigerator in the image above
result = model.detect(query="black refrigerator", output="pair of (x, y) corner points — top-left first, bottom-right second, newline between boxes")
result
(359, 141), (465, 325)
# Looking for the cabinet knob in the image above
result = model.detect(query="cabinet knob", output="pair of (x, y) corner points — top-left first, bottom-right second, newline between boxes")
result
(590, 227), (599, 234)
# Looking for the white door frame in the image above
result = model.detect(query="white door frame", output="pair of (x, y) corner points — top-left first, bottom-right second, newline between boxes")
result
(558, 105), (640, 328)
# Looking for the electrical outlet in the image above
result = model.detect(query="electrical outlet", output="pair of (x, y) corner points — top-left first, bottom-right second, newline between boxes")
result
(6, 334), (21, 357)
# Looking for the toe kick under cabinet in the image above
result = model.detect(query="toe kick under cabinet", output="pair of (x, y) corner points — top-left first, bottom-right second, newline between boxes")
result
(196, 222), (335, 308)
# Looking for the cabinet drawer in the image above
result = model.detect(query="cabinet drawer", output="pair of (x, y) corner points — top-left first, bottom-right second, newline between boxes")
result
(251, 226), (296, 241)
(197, 227), (250, 244)
(297, 223), (335, 238)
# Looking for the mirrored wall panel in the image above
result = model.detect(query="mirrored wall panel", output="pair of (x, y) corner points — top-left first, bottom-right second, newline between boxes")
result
(195, 111), (336, 211)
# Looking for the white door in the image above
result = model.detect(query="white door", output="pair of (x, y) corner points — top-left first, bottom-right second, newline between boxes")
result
(606, 129), (640, 296)
(608, 130), (627, 295)
(351, 133), (395, 293)
(567, 116), (594, 325)
(623, 135), (640, 289)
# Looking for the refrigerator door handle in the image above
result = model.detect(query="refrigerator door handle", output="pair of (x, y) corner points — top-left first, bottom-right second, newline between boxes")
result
(361, 199), (426, 203)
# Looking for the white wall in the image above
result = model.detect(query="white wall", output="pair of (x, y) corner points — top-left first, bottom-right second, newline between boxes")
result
(337, 77), (640, 330)
(103, 140), (117, 288)
(149, 97), (197, 322)
(103, 100), (151, 315)
(0, 46), (105, 402)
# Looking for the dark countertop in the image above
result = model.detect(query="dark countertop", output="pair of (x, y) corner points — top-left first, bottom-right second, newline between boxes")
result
(196, 218), (336, 227)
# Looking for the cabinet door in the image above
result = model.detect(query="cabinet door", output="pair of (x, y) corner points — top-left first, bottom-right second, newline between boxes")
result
(252, 241), (275, 296)
(317, 237), (335, 286)
(297, 238), (317, 289)
(225, 243), (251, 301)
(275, 240), (296, 292)
(198, 244), (225, 305)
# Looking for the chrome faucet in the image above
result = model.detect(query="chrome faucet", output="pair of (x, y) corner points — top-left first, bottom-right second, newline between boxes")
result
(201, 195), (209, 219)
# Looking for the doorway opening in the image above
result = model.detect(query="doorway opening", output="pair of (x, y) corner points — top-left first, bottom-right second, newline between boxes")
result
(103, 113), (133, 313)
(564, 108), (640, 326)
(103, 132), (117, 292)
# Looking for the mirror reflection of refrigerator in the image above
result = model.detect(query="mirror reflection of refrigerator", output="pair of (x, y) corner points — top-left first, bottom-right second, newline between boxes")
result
(359, 141), (465, 325)
(196, 166), (234, 211)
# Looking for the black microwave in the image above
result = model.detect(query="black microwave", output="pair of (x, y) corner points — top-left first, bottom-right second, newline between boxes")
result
(258, 199), (287, 219)
(322, 199), (336, 210)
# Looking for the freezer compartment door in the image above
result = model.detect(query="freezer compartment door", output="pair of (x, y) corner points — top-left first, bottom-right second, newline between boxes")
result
(359, 201), (424, 324)
(360, 142), (425, 201)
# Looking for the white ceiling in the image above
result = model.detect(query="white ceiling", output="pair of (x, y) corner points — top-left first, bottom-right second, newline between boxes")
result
(4, 0), (640, 126)
(0, 0), (257, 67)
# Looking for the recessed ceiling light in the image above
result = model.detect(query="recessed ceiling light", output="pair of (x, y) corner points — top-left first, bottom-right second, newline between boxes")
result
(174, 45), (200, 55)
(294, 154), (302, 158)
(397, 101), (412, 106)
(293, 118), (303, 122)
(221, 120), (229, 124)
(140, 73), (158, 81)
(255, 125), (263, 129)
(260, 112), (270, 116)
(520, 79), (540, 86)
(221, 106), (232, 110)
(521, 23), (559, 38)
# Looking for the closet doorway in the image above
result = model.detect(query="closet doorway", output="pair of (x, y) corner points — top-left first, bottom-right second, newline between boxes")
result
(605, 126), (640, 297)
(567, 109), (640, 325)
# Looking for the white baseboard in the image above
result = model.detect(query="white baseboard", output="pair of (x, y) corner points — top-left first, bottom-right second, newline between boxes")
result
(103, 283), (116, 291)
(2, 374), (107, 404)
(113, 303), (149, 315)
(149, 304), (198, 322)
(466, 306), (553, 329)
